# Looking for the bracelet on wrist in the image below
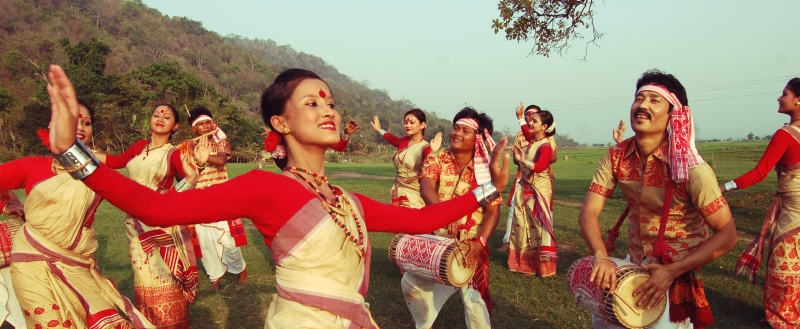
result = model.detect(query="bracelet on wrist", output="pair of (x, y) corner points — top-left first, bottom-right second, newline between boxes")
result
(472, 182), (500, 207)
(378, 129), (387, 136)
(175, 179), (195, 192)
(54, 140), (100, 180)
(474, 236), (487, 248)
(341, 133), (351, 141)
(723, 181), (737, 191)
(517, 118), (527, 126)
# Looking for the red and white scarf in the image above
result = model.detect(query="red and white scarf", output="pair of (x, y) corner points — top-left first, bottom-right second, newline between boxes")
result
(191, 115), (228, 143)
(636, 84), (704, 183)
(455, 118), (496, 186)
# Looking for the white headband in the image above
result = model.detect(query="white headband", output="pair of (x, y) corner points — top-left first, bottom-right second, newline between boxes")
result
(191, 115), (212, 127)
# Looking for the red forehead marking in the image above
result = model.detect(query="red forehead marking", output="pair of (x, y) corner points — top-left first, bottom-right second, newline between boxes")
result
(319, 90), (326, 98)
(78, 114), (83, 118)
(160, 109), (165, 113)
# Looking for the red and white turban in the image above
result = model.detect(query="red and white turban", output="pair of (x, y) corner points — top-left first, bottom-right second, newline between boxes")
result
(191, 114), (228, 143)
(455, 118), (496, 186)
(636, 84), (704, 183)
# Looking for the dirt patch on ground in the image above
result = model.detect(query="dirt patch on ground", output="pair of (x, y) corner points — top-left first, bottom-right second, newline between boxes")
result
(554, 199), (584, 207)
(327, 171), (393, 180)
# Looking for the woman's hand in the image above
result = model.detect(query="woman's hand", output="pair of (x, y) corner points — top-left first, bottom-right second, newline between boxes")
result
(513, 146), (524, 164)
(181, 151), (200, 186)
(370, 115), (382, 132)
(489, 137), (510, 192)
(344, 120), (361, 135)
(46, 65), (80, 154)
(515, 102), (525, 120)
(429, 132), (442, 153)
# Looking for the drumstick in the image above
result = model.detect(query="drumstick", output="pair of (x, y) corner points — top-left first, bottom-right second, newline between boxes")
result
(192, 129), (219, 142)
(612, 292), (641, 316)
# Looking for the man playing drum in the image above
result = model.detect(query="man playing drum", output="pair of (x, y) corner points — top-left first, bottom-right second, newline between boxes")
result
(401, 107), (502, 329)
(577, 70), (738, 329)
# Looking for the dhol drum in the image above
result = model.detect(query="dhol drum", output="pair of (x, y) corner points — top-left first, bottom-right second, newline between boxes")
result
(0, 219), (22, 268)
(568, 256), (666, 329)
(388, 234), (475, 287)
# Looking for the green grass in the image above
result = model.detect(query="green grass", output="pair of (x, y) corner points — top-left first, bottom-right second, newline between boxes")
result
(8, 140), (775, 328)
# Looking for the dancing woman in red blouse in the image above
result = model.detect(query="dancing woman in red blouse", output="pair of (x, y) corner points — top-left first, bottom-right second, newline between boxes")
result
(369, 110), (442, 208)
(44, 65), (510, 329)
(725, 78), (800, 329)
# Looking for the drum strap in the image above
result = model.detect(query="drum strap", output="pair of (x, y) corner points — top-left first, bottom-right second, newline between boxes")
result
(603, 176), (675, 265)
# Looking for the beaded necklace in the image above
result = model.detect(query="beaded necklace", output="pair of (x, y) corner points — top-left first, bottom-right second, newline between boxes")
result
(284, 166), (365, 254)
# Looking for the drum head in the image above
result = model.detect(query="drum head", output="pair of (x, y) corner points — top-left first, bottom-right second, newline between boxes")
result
(446, 243), (475, 287)
(611, 272), (666, 329)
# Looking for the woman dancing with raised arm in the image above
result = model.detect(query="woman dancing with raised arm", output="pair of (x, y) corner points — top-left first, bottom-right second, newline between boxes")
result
(45, 65), (510, 329)
(370, 111), (441, 208)
(724, 78), (800, 328)
(0, 99), (154, 328)
(92, 104), (208, 329)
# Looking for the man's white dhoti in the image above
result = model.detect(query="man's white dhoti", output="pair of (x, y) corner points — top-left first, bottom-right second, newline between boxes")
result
(401, 273), (490, 329)
(195, 222), (246, 281)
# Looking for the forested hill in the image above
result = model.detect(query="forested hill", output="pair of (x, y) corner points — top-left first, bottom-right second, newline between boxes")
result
(0, 0), (467, 160)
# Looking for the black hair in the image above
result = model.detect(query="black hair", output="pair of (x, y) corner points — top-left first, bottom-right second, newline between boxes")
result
(260, 68), (327, 169)
(404, 109), (427, 135)
(153, 104), (179, 140)
(453, 106), (494, 135)
(525, 104), (541, 112)
(787, 78), (800, 97)
(535, 110), (556, 137)
(76, 98), (95, 124)
(635, 69), (688, 108)
(188, 106), (213, 125)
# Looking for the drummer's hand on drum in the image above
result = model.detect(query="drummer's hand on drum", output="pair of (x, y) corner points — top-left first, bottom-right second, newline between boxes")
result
(447, 221), (459, 239)
(489, 137), (511, 192)
(634, 263), (677, 310)
(590, 256), (617, 293)
(464, 240), (483, 268)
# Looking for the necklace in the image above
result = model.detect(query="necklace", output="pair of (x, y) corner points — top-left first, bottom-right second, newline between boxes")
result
(144, 142), (167, 160)
(283, 166), (365, 254)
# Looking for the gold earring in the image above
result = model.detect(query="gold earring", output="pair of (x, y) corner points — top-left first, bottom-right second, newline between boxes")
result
(796, 102), (800, 106)
(283, 126), (290, 133)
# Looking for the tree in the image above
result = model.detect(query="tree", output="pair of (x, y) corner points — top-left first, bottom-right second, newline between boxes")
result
(492, 0), (602, 59)
(747, 132), (754, 140)
(765, 135), (773, 140)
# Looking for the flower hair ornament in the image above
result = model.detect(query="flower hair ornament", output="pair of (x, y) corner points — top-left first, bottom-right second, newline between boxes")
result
(263, 129), (286, 159)
(545, 122), (556, 134)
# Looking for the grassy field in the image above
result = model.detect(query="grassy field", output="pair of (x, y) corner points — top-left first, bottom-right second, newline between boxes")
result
(10, 140), (777, 328)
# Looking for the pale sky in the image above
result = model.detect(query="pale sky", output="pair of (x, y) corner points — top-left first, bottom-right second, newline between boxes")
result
(144, 0), (800, 144)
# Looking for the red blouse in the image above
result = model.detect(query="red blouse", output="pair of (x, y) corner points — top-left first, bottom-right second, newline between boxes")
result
(104, 139), (187, 183)
(733, 128), (800, 189)
(530, 145), (553, 173)
(0, 157), (99, 225)
(83, 164), (481, 246)
(383, 133), (432, 158)
(331, 138), (350, 152)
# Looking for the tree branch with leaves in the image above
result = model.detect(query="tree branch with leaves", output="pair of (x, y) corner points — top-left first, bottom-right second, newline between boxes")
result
(492, 0), (603, 60)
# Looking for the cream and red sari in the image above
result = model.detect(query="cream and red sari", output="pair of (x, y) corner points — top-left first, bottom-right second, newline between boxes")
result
(10, 165), (152, 329)
(124, 145), (198, 329)
(390, 140), (430, 208)
(508, 138), (556, 277)
(737, 126), (800, 328)
(266, 182), (377, 329)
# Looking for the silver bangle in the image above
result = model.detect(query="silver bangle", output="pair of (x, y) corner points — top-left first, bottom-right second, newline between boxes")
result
(518, 118), (527, 126)
(472, 183), (500, 207)
(724, 181), (738, 191)
(379, 129), (387, 135)
(525, 160), (534, 168)
(54, 140), (99, 180)
(175, 179), (195, 192)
